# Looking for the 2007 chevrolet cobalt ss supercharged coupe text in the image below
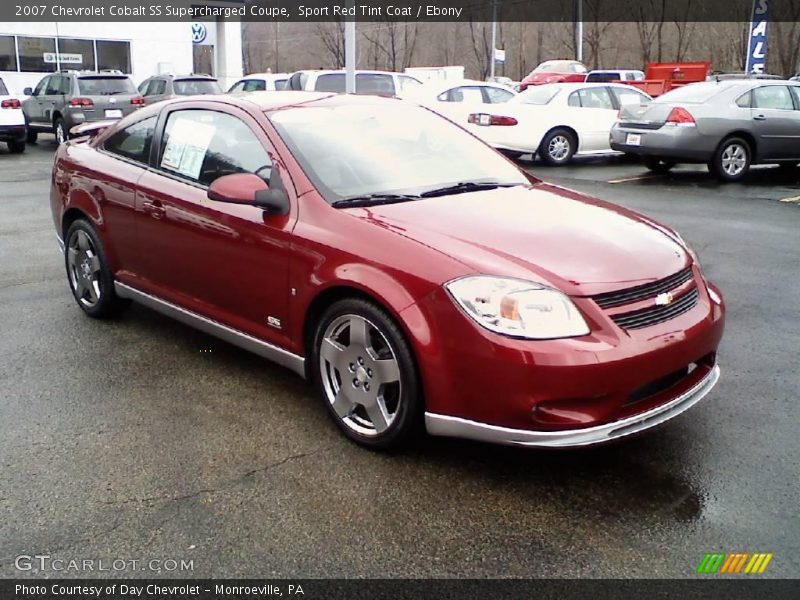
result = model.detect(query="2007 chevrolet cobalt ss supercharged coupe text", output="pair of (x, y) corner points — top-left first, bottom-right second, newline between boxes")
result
(50, 92), (725, 450)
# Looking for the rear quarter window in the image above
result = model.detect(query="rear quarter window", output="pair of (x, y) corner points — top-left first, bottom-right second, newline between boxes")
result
(103, 116), (156, 165)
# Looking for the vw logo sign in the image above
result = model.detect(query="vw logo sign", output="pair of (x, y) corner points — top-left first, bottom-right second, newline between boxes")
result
(191, 23), (207, 44)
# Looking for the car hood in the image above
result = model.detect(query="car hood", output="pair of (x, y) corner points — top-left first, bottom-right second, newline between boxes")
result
(343, 184), (688, 296)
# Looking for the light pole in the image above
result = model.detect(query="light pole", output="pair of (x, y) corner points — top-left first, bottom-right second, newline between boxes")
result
(490, 1), (498, 79)
(575, 0), (583, 63)
(345, 0), (356, 92)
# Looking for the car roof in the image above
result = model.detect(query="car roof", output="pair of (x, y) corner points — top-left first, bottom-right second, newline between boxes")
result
(421, 79), (512, 95)
(530, 82), (634, 90)
(240, 73), (290, 80)
(587, 69), (643, 74)
(293, 69), (400, 77)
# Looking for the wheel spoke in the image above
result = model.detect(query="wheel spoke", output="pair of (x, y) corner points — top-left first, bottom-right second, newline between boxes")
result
(77, 231), (90, 251)
(67, 247), (79, 267)
(373, 357), (400, 384)
(348, 316), (369, 348)
(331, 388), (355, 418)
(88, 254), (101, 273)
(86, 281), (99, 303)
(74, 277), (88, 298)
(365, 399), (390, 433)
(320, 337), (345, 365)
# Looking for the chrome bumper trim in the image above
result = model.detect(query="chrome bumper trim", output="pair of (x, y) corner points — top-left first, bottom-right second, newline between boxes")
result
(425, 364), (720, 448)
(114, 282), (306, 378)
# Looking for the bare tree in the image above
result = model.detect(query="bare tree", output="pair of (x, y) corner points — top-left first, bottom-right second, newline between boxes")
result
(468, 21), (491, 79)
(316, 20), (346, 69)
(362, 21), (419, 71)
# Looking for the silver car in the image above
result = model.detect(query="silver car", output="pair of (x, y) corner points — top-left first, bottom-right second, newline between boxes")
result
(610, 80), (800, 181)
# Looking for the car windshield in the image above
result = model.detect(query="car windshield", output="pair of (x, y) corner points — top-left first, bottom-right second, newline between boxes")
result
(77, 77), (137, 95)
(0, 79), (8, 95)
(269, 103), (528, 201)
(510, 86), (559, 105)
(535, 61), (587, 74)
(174, 79), (221, 95)
(654, 82), (732, 103)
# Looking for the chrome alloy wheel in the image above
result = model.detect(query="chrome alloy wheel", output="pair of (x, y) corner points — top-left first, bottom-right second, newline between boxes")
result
(721, 143), (747, 177)
(319, 314), (402, 436)
(547, 135), (571, 162)
(67, 229), (102, 308)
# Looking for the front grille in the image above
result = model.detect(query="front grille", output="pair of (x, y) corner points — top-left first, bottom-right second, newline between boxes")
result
(611, 288), (699, 330)
(592, 267), (694, 309)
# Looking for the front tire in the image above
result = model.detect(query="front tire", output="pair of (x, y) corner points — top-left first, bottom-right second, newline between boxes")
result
(643, 156), (676, 173)
(709, 137), (751, 182)
(311, 298), (422, 450)
(26, 129), (37, 144)
(539, 128), (576, 166)
(7, 140), (25, 153)
(64, 219), (127, 319)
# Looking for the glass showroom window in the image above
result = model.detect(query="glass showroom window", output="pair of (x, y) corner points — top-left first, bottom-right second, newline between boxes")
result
(57, 38), (96, 71)
(18, 36), (56, 72)
(97, 40), (131, 73)
(0, 36), (17, 71)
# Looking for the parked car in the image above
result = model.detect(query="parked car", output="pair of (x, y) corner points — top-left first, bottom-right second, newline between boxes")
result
(228, 73), (290, 93)
(285, 70), (424, 97)
(611, 80), (800, 181)
(0, 76), (26, 153)
(708, 72), (784, 81)
(465, 82), (652, 164)
(405, 79), (516, 127)
(585, 69), (645, 83)
(50, 92), (724, 450)
(790, 73), (800, 82)
(138, 74), (222, 105)
(625, 61), (711, 97)
(519, 60), (588, 91)
(23, 70), (143, 144)
(485, 75), (517, 89)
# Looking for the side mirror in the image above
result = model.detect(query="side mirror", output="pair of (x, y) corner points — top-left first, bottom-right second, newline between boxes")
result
(207, 173), (289, 215)
(23, 87), (33, 96)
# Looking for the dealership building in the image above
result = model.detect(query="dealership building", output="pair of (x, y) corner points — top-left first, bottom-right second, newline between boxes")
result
(0, 8), (243, 94)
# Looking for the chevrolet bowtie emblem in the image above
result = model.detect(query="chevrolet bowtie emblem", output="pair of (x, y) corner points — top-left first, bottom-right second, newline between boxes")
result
(655, 292), (674, 306)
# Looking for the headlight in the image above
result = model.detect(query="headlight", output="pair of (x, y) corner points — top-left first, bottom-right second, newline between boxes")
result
(445, 276), (590, 339)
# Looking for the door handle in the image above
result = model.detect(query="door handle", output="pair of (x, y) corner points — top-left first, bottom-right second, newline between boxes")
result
(753, 114), (767, 121)
(142, 200), (166, 219)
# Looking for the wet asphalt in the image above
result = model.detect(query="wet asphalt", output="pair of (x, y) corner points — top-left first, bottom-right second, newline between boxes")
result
(0, 140), (798, 579)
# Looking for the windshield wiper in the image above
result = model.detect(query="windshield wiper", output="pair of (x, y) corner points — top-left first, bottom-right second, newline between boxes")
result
(331, 193), (421, 208)
(419, 181), (520, 198)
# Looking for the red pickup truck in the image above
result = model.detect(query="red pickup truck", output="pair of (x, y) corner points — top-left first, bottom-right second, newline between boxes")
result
(624, 61), (711, 97)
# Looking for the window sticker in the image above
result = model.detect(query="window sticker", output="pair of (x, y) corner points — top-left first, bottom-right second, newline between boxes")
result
(161, 117), (215, 180)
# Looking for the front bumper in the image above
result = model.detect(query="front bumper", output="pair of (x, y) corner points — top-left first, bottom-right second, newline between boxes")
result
(426, 364), (720, 448)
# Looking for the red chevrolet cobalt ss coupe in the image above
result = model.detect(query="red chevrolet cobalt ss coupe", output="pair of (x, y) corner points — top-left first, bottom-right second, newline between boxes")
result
(50, 92), (725, 450)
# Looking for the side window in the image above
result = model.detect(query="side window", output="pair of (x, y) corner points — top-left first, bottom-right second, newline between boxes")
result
(243, 79), (267, 92)
(355, 73), (395, 95)
(446, 86), (484, 103)
(149, 79), (166, 96)
(568, 91), (581, 107)
(228, 81), (245, 93)
(104, 116), (156, 164)
(575, 87), (614, 109)
(314, 74), (346, 93)
(159, 110), (272, 187)
(33, 77), (49, 96)
(735, 91), (752, 108)
(398, 75), (422, 93)
(484, 87), (515, 103)
(790, 87), (800, 109)
(45, 76), (67, 95)
(138, 79), (150, 95)
(753, 86), (794, 110)
(612, 87), (650, 107)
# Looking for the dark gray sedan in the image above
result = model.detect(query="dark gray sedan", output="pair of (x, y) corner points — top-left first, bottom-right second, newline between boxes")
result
(610, 80), (800, 181)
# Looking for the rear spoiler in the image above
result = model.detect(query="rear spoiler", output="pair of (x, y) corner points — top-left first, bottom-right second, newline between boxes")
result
(69, 120), (116, 140)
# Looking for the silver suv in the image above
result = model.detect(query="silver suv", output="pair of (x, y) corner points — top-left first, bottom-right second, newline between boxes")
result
(22, 70), (143, 144)
(137, 74), (221, 105)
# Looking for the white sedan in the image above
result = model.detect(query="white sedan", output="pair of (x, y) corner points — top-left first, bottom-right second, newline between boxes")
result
(228, 73), (291, 93)
(464, 82), (652, 164)
(406, 79), (516, 126)
(0, 76), (26, 153)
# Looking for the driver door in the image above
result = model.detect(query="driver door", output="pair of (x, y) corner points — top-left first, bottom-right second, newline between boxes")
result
(134, 104), (297, 348)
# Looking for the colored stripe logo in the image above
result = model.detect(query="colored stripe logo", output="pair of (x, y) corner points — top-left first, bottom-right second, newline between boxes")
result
(697, 552), (773, 574)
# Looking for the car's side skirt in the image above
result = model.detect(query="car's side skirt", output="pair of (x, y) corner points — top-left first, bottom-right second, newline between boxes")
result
(114, 282), (306, 378)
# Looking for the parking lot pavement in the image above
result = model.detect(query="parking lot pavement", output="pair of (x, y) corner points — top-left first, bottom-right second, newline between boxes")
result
(1, 140), (798, 579)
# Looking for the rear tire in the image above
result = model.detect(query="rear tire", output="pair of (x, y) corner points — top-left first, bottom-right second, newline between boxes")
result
(7, 140), (25, 153)
(26, 129), (37, 144)
(643, 156), (676, 173)
(539, 128), (576, 166)
(708, 137), (751, 182)
(311, 297), (423, 450)
(64, 219), (127, 319)
(54, 117), (67, 145)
